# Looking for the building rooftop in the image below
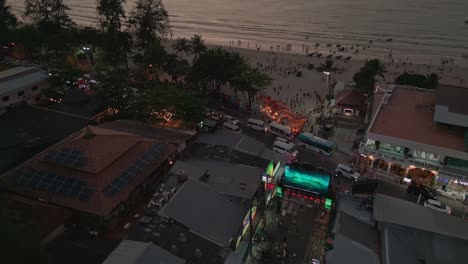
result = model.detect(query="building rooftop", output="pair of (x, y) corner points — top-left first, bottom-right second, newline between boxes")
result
(183, 158), (263, 199)
(334, 88), (365, 109)
(100, 120), (196, 145)
(369, 87), (465, 151)
(326, 195), (379, 264)
(436, 85), (468, 115)
(383, 222), (468, 264)
(373, 193), (468, 240)
(0, 66), (48, 96)
(103, 240), (185, 264)
(0, 105), (89, 174)
(159, 179), (249, 247)
(1, 126), (176, 216)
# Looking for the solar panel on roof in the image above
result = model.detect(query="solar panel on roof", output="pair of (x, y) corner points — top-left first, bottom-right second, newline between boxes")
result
(77, 188), (93, 201)
(102, 143), (171, 197)
(44, 148), (88, 168)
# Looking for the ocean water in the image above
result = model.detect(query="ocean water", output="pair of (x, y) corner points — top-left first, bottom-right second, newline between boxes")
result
(7, 0), (468, 64)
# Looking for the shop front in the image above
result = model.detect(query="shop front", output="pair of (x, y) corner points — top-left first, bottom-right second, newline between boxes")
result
(434, 170), (468, 201)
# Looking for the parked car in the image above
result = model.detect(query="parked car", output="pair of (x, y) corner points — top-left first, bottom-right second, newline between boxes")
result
(424, 199), (451, 215)
(207, 109), (223, 121)
(407, 182), (437, 200)
(222, 122), (242, 133)
(335, 164), (360, 181)
(224, 115), (239, 125)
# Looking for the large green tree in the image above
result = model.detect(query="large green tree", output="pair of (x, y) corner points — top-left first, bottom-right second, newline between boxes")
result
(143, 84), (206, 123)
(96, 0), (126, 33)
(96, 0), (131, 70)
(187, 47), (246, 92)
(353, 59), (386, 122)
(234, 67), (272, 108)
(128, 0), (170, 46)
(0, 0), (17, 42)
(24, 0), (75, 28)
(95, 70), (132, 112)
(162, 54), (190, 83)
(395, 72), (440, 89)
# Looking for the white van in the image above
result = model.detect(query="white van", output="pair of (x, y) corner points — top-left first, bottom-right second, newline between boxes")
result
(224, 115), (240, 125)
(335, 164), (360, 181)
(247, 118), (268, 132)
(269, 122), (293, 139)
(222, 122), (242, 133)
(273, 141), (298, 156)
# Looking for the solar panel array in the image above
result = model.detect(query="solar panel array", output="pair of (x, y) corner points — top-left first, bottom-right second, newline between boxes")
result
(44, 148), (88, 168)
(103, 144), (169, 197)
(14, 168), (93, 202)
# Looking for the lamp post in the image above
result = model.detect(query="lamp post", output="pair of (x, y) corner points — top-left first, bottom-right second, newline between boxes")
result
(323, 71), (331, 98)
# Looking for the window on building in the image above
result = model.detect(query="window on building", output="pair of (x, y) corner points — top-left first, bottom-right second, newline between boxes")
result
(17, 91), (24, 96)
(413, 150), (439, 162)
(2, 96), (9, 102)
(365, 139), (375, 149)
(31, 86), (38, 91)
(381, 143), (404, 154)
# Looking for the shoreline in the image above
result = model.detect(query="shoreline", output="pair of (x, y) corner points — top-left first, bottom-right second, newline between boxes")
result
(163, 36), (467, 131)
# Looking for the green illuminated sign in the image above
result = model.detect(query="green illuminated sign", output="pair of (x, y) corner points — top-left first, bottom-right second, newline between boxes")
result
(284, 165), (330, 196)
(325, 198), (332, 209)
(266, 160), (274, 177)
(276, 186), (283, 198)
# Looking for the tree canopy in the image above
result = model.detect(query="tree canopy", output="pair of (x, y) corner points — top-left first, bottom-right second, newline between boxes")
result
(0, 0), (18, 40)
(172, 37), (191, 58)
(190, 34), (206, 60)
(142, 84), (207, 123)
(24, 0), (75, 28)
(188, 47), (247, 92)
(395, 72), (439, 89)
(128, 0), (169, 46)
(97, 0), (126, 33)
(353, 59), (386, 121)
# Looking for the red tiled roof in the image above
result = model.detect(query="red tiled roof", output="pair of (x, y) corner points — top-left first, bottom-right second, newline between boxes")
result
(370, 88), (465, 151)
(335, 88), (366, 109)
(2, 126), (176, 217)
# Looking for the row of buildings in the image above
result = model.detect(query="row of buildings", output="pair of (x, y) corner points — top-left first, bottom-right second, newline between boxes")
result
(357, 84), (468, 201)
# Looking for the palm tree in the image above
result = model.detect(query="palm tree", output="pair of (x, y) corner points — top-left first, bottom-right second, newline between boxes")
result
(190, 34), (206, 61)
(353, 59), (386, 123)
(172, 37), (191, 58)
(319, 58), (337, 73)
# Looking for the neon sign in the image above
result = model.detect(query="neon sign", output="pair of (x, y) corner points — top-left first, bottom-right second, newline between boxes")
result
(284, 165), (330, 196)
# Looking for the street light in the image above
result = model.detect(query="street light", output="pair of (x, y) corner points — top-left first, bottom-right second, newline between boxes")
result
(323, 71), (331, 98)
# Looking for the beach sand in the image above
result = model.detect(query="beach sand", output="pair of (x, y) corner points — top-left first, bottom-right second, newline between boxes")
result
(163, 38), (468, 130)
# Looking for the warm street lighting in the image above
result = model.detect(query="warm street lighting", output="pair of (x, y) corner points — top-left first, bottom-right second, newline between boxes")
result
(323, 71), (331, 98)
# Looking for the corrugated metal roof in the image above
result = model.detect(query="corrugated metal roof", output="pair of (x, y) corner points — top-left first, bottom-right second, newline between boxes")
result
(103, 240), (185, 264)
(160, 180), (248, 247)
(373, 193), (468, 240)
(0, 67), (47, 96)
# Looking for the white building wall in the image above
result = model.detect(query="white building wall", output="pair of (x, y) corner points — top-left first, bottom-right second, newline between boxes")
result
(0, 80), (48, 109)
(434, 105), (468, 128)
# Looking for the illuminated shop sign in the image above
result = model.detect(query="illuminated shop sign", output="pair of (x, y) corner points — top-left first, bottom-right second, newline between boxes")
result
(284, 165), (330, 196)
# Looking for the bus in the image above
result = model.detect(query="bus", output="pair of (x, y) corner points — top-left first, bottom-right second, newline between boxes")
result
(297, 132), (335, 156)
(269, 122), (293, 139)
